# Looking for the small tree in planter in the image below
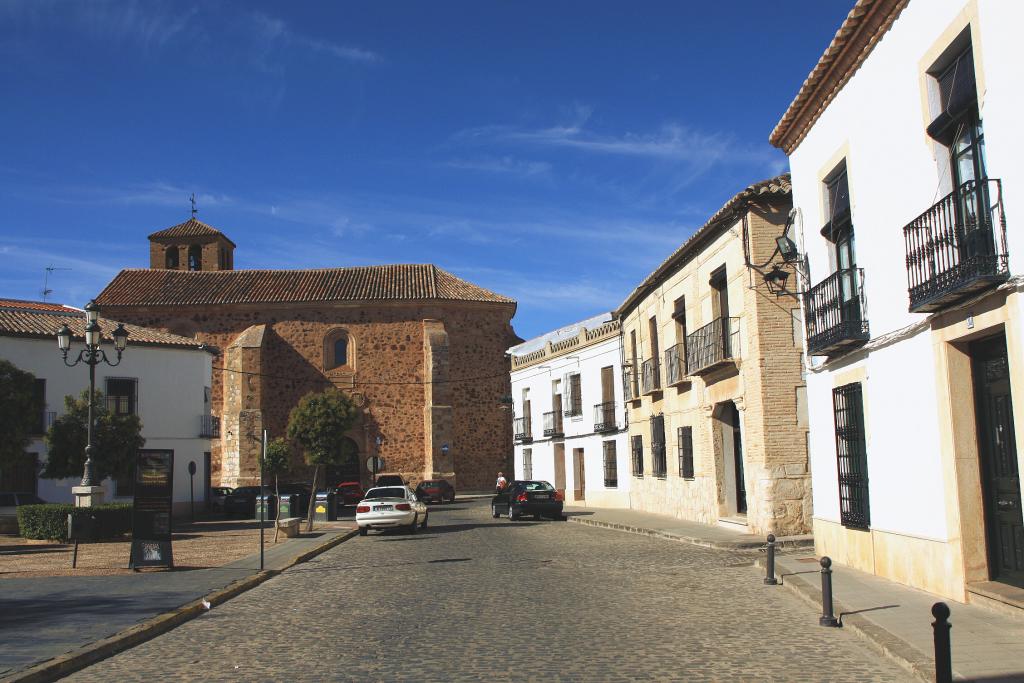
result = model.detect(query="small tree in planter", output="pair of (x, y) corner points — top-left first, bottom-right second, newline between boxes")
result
(44, 389), (144, 484)
(263, 437), (291, 542)
(286, 389), (360, 532)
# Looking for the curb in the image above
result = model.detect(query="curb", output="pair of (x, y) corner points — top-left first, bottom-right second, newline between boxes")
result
(754, 557), (935, 683)
(2, 529), (358, 683)
(568, 516), (814, 551)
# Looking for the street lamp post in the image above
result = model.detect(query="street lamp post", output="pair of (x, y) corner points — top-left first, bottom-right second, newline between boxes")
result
(56, 300), (129, 504)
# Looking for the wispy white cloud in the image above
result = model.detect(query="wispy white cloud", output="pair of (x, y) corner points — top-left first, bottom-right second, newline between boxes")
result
(246, 11), (381, 65)
(444, 156), (552, 179)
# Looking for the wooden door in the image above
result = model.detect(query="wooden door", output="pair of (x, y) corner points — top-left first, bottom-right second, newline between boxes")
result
(573, 448), (585, 500)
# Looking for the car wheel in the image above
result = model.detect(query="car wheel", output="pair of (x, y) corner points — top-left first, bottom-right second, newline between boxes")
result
(559, 515), (568, 521)
(507, 507), (519, 521)
(449, 495), (455, 503)
(359, 527), (368, 536)
(409, 515), (418, 534)
(491, 505), (499, 518)
(421, 513), (429, 528)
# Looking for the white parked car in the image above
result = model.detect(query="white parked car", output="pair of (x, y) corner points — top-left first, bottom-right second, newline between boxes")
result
(355, 486), (428, 536)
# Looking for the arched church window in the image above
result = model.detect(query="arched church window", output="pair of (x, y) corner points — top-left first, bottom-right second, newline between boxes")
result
(188, 244), (202, 271)
(324, 329), (354, 371)
(165, 247), (179, 269)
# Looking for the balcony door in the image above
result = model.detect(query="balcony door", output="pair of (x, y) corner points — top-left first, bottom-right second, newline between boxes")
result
(573, 448), (585, 501)
(972, 335), (1023, 588)
(710, 267), (729, 355)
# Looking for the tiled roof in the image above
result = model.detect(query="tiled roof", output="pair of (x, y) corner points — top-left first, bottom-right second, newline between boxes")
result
(96, 264), (515, 307)
(769, 0), (909, 154)
(148, 217), (237, 247)
(617, 174), (792, 316)
(0, 307), (209, 350)
(0, 299), (78, 313)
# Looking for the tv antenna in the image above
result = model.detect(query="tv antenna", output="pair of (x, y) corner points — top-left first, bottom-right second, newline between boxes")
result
(42, 265), (71, 302)
(190, 193), (198, 218)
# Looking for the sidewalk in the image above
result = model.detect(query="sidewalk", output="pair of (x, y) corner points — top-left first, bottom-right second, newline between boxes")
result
(564, 505), (1024, 681)
(0, 523), (355, 680)
(564, 505), (812, 550)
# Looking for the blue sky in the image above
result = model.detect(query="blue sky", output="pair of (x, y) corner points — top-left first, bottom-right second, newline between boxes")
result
(0, 0), (849, 339)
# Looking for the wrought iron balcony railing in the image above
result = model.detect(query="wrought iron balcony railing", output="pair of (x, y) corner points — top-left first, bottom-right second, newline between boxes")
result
(594, 401), (620, 432)
(641, 358), (661, 394)
(664, 343), (687, 386)
(904, 178), (1009, 313)
(200, 414), (220, 438)
(804, 268), (869, 356)
(686, 317), (739, 375)
(513, 416), (532, 443)
(542, 410), (564, 437)
(623, 367), (638, 402)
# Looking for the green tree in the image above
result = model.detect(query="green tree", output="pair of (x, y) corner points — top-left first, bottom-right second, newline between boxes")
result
(44, 390), (145, 484)
(263, 437), (291, 542)
(0, 359), (37, 471)
(286, 389), (360, 531)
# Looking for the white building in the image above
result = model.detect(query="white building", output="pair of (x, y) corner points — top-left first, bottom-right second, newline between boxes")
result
(0, 299), (214, 516)
(509, 314), (630, 509)
(771, 0), (1024, 601)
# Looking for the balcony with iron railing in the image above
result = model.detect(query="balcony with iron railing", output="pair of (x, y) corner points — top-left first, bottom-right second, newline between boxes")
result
(623, 367), (638, 402)
(686, 317), (739, 375)
(904, 178), (1009, 313)
(804, 268), (870, 356)
(594, 401), (620, 432)
(641, 358), (661, 395)
(542, 410), (564, 438)
(513, 416), (532, 443)
(664, 343), (688, 386)
(200, 414), (220, 438)
(30, 410), (57, 436)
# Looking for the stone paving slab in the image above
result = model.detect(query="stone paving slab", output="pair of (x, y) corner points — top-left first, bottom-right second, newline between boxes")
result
(0, 524), (354, 679)
(565, 505), (813, 550)
(765, 553), (1024, 682)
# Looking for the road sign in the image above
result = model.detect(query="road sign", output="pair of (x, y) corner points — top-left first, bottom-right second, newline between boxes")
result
(366, 456), (384, 471)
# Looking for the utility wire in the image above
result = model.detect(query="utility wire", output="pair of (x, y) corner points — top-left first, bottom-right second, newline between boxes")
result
(211, 365), (510, 387)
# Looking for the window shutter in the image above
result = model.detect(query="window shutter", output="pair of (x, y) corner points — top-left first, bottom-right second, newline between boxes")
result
(678, 426), (694, 479)
(562, 372), (573, 416)
(570, 374), (582, 415)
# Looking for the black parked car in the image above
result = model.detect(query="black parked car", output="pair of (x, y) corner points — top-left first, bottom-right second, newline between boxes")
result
(491, 480), (565, 521)
(209, 486), (233, 512)
(415, 479), (455, 504)
(223, 486), (261, 517)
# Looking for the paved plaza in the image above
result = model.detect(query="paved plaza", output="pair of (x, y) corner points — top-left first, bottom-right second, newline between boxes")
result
(61, 497), (908, 682)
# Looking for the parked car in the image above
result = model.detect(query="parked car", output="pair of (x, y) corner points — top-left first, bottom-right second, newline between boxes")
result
(334, 481), (365, 506)
(355, 486), (427, 536)
(223, 486), (261, 517)
(415, 479), (455, 504)
(0, 492), (46, 534)
(491, 480), (565, 521)
(209, 486), (233, 512)
(374, 474), (406, 487)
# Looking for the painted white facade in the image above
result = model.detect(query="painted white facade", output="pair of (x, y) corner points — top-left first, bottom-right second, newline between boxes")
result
(782, 0), (1024, 599)
(1, 332), (214, 516)
(509, 315), (630, 508)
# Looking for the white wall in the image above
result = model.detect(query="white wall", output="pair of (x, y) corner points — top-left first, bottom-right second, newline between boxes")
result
(0, 335), (213, 511)
(511, 333), (630, 506)
(788, 0), (1023, 543)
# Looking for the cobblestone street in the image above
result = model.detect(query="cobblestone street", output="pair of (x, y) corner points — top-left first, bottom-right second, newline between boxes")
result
(68, 498), (906, 682)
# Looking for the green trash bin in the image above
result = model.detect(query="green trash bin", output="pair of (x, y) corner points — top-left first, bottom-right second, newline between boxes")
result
(255, 493), (276, 521)
(313, 491), (337, 523)
(278, 493), (298, 519)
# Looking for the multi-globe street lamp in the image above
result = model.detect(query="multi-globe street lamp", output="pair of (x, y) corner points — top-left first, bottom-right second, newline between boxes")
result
(55, 300), (129, 487)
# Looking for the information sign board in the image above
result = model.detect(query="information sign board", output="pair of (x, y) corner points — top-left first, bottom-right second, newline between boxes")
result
(129, 449), (175, 569)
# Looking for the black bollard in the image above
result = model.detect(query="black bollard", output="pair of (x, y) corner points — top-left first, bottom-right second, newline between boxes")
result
(819, 556), (840, 627)
(764, 534), (778, 585)
(932, 602), (952, 683)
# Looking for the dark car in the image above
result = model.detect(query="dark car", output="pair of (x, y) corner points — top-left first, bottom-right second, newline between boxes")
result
(415, 479), (455, 504)
(374, 474), (406, 487)
(223, 486), (262, 517)
(209, 486), (232, 512)
(334, 481), (365, 506)
(491, 480), (565, 521)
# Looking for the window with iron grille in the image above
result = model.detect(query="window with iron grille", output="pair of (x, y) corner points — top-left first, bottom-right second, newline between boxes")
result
(631, 435), (643, 477)
(651, 414), (666, 477)
(522, 449), (533, 480)
(566, 373), (582, 416)
(603, 441), (618, 488)
(105, 378), (138, 415)
(677, 426), (694, 479)
(833, 383), (870, 529)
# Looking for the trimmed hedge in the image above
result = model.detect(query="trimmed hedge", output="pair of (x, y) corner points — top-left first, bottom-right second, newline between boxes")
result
(17, 503), (132, 542)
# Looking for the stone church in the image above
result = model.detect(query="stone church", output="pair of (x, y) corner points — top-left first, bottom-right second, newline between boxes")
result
(96, 217), (519, 490)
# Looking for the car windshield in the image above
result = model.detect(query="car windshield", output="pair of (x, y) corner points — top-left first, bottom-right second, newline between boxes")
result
(364, 487), (407, 499)
(338, 484), (360, 490)
(419, 481), (442, 487)
(517, 481), (555, 492)
(234, 487), (260, 495)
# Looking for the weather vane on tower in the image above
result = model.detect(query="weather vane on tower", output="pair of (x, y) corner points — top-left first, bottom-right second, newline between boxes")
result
(190, 193), (197, 218)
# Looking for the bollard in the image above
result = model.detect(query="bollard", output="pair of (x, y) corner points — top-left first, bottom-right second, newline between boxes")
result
(819, 556), (840, 627)
(932, 602), (952, 683)
(764, 534), (778, 585)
